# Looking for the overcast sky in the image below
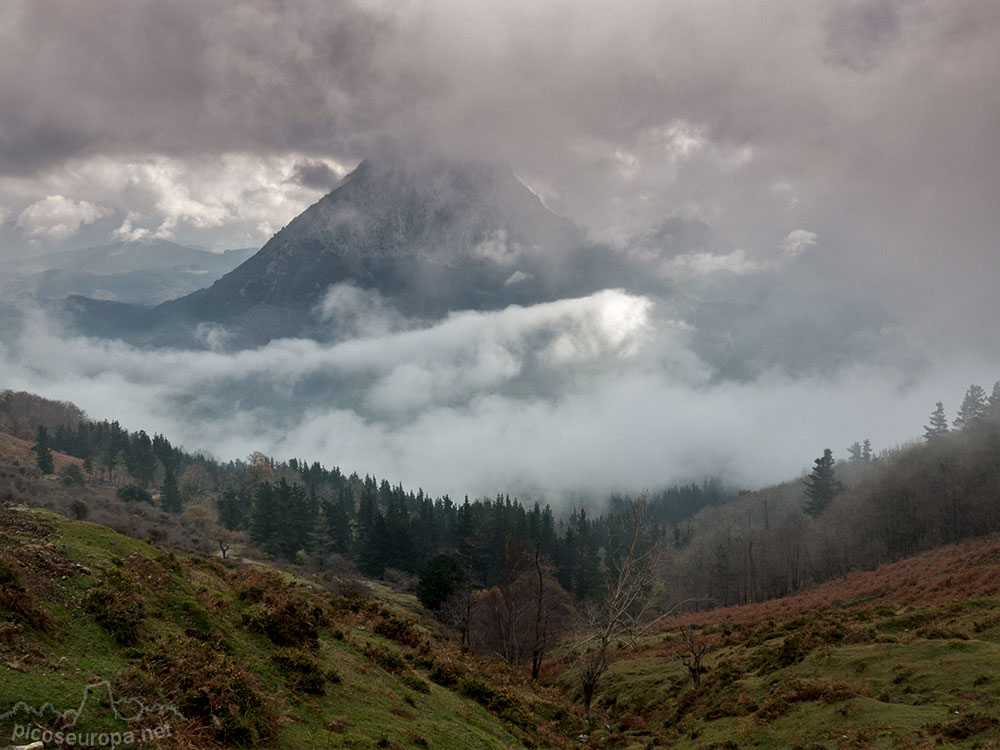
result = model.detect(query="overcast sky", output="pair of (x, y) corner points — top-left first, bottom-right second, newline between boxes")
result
(2, 1), (998, 267)
(2, 0), (1000, 498)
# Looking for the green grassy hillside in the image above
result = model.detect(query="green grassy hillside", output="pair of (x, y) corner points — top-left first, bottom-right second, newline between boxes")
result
(0, 507), (578, 749)
(550, 537), (1000, 749)
(5, 504), (1000, 749)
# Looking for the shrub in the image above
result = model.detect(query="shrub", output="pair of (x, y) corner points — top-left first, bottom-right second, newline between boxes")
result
(363, 644), (409, 674)
(69, 498), (89, 520)
(373, 614), (421, 647)
(416, 554), (464, 611)
(236, 570), (326, 647)
(60, 463), (86, 487)
(117, 484), (153, 504)
(84, 566), (145, 645)
(401, 673), (431, 694)
(457, 677), (531, 727)
(272, 648), (331, 695)
(749, 633), (808, 675)
(428, 660), (463, 688)
(176, 650), (275, 746)
(928, 712), (997, 740)
(0, 557), (52, 632)
(240, 598), (321, 647)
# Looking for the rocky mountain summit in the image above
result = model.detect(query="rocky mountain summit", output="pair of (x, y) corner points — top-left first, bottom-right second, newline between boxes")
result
(64, 153), (632, 347)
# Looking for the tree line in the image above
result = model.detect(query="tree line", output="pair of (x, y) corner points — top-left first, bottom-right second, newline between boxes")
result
(17, 396), (727, 611)
(662, 381), (1000, 612)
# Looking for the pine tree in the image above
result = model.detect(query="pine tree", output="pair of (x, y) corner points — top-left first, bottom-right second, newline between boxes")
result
(803, 449), (843, 517)
(249, 482), (282, 557)
(217, 488), (247, 530)
(127, 430), (157, 487)
(160, 465), (182, 513)
(924, 401), (950, 441)
(861, 438), (873, 463)
(954, 385), (988, 430)
(356, 512), (387, 578)
(32, 425), (55, 475)
(989, 381), (1000, 416)
(847, 442), (863, 463)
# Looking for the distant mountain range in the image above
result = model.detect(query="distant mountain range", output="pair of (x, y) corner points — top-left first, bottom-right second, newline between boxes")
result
(2, 239), (254, 305)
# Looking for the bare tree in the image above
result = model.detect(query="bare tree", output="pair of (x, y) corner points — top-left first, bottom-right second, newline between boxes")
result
(677, 626), (709, 688)
(573, 497), (663, 718)
(470, 540), (569, 677)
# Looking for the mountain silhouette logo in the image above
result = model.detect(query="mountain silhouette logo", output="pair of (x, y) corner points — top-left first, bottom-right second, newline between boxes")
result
(1, 680), (183, 731)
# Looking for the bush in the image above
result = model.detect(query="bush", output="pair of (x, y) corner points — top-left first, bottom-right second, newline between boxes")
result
(429, 660), (463, 688)
(749, 633), (808, 675)
(416, 554), (464, 611)
(60, 463), (86, 487)
(401, 673), (431, 694)
(69, 499), (89, 520)
(171, 649), (275, 746)
(457, 677), (531, 727)
(117, 484), (153, 504)
(235, 569), (326, 647)
(363, 644), (409, 674)
(272, 648), (332, 695)
(373, 614), (421, 647)
(240, 599), (321, 647)
(0, 557), (52, 631)
(84, 567), (145, 645)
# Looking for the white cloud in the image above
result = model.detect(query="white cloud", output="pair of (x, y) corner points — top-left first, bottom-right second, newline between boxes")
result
(15, 195), (109, 242)
(5, 291), (995, 501)
(782, 229), (818, 258)
(2, 153), (348, 251)
(656, 229), (818, 280)
(504, 270), (532, 287)
(112, 211), (152, 242)
(660, 249), (766, 279)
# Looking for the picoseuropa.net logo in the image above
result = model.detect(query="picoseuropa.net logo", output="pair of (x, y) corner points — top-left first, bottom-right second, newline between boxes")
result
(1, 680), (184, 748)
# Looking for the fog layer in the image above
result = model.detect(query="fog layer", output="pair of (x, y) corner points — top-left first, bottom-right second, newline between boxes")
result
(3, 288), (996, 501)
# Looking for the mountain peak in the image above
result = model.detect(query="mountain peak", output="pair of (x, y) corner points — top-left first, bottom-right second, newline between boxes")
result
(147, 150), (588, 343)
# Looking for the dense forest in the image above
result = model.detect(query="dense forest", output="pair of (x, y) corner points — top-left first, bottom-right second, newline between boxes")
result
(4, 382), (1000, 668)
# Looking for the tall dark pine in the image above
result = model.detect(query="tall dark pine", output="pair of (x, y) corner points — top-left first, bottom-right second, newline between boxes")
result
(160, 465), (182, 513)
(128, 430), (157, 487)
(32, 425), (55, 475)
(924, 402), (950, 442)
(847, 442), (863, 463)
(989, 381), (1000, 416)
(217, 489), (248, 530)
(954, 385), (988, 431)
(861, 439), (873, 463)
(249, 482), (281, 557)
(803, 449), (842, 518)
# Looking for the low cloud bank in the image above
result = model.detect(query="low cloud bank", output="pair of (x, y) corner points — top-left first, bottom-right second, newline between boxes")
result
(3, 287), (997, 502)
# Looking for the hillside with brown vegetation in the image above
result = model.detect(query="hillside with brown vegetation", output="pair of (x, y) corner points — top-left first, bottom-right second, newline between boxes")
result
(674, 533), (1000, 629)
(0, 430), (83, 473)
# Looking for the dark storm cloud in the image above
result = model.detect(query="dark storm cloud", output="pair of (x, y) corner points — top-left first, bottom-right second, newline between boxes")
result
(823, 0), (904, 72)
(0, 0), (399, 172)
(4, 0), (999, 261)
(290, 159), (342, 191)
(1, 1), (999, 349)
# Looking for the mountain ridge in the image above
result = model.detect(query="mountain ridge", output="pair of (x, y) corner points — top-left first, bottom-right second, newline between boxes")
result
(63, 154), (634, 347)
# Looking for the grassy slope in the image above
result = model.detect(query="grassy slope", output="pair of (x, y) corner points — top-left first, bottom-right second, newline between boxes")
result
(0, 508), (576, 749)
(558, 537), (1000, 749)
(5, 473), (1000, 750)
